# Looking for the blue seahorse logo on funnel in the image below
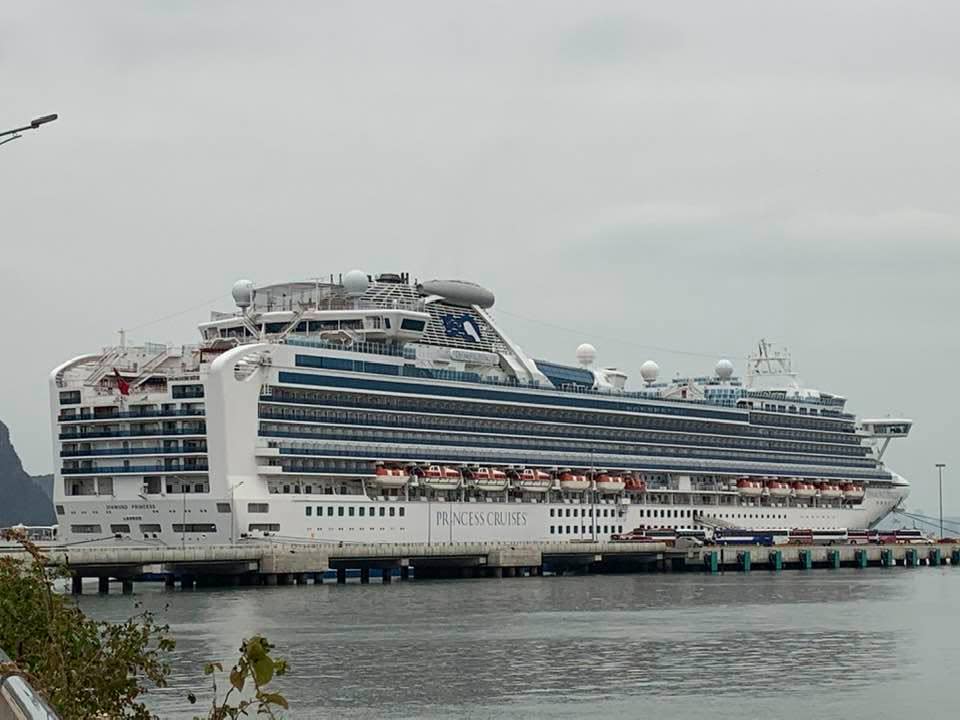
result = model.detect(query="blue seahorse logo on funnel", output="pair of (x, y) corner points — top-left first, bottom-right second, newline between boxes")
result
(441, 313), (482, 342)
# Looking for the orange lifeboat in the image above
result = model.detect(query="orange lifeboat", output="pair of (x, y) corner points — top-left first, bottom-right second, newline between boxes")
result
(419, 465), (462, 491)
(595, 473), (626, 494)
(792, 481), (817, 499)
(559, 472), (591, 492)
(819, 483), (843, 500)
(371, 465), (410, 489)
(515, 468), (552, 493)
(736, 477), (763, 497)
(624, 476), (647, 493)
(470, 467), (509, 492)
(766, 479), (792, 498)
(842, 483), (865, 502)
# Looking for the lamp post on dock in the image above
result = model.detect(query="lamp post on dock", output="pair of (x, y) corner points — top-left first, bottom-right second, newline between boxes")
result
(936, 463), (946, 540)
(0, 113), (58, 148)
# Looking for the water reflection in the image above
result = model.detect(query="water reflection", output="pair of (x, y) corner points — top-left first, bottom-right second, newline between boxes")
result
(77, 570), (956, 719)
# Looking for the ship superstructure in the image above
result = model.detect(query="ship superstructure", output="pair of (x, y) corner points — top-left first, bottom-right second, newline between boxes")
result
(49, 271), (912, 546)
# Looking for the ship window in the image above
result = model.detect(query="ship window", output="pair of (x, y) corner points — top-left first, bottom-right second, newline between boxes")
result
(305, 506), (312, 517)
(110, 524), (131, 534)
(379, 507), (386, 517)
(59, 390), (81, 405)
(327, 506), (334, 516)
(550, 526), (555, 534)
(400, 319), (426, 332)
(348, 506), (355, 517)
(358, 507), (365, 517)
(389, 507), (395, 517)
(248, 503), (269, 513)
(399, 507), (405, 517)
(139, 523), (161, 533)
(173, 523), (217, 533)
(338, 506), (344, 517)
(248, 523), (280, 532)
(216, 503), (231, 513)
(71, 524), (102, 534)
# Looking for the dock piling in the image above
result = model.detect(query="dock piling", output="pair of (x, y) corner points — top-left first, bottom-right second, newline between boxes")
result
(737, 551), (751, 572)
(828, 549), (840, 569)
(98, 576), (110, 594)
(855, 549), (868, 568)
(799, 549), (812, 570)
(769, 550), (782, 571)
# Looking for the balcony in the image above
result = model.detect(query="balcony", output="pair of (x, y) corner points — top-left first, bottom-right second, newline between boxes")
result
(62, 463), (209, 475)
(59, 427), (206, 440)
(58, 408), (205, 423)
(60, 446), (208, 458)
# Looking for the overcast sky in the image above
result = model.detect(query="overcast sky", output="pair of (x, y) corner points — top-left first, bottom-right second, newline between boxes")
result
(2, 1), (957, 518)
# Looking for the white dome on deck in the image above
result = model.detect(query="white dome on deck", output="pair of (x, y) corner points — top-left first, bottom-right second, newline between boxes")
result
(716, 358), (734, 380)
(640, 360), (659, 384)
(232, 279), (254, 309)
(576, 343), (597, 367)
(343, 269), (370, 297)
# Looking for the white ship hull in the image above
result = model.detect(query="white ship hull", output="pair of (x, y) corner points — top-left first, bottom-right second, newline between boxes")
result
(56, 483), (907, 548)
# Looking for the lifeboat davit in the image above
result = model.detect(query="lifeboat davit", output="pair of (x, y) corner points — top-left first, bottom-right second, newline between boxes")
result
(419, 465), (462, 491)
(766, 479), (792, 498)
(842, 483), (866, 502)
(595, 473), (626, 493)
(559, 472), (591, 492)
(515, 468), (552, 493)
(792, 481), (817, 498)
(470, 467), (509, 492)
(736, 477), (764, 497)
(371, 466), (410, 489)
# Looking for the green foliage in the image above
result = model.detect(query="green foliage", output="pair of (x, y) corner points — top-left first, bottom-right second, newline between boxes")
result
(0, 530), (175, 719)
(190, 635), (290, 719)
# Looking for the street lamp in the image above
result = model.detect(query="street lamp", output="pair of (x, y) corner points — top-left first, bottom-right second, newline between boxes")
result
(936, 463), (946, 540)
(0, 113), (59, 148)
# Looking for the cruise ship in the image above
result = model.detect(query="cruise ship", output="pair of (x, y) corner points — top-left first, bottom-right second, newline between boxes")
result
(49, 271), (912, 547)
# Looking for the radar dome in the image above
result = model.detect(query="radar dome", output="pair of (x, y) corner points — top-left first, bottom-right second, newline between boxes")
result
(640, 360), (659, 384)
(342, 269), (370, 297)
(715, 358), (735, 380)
(576, 343), (597, 367)
(232, 279), (254, 309)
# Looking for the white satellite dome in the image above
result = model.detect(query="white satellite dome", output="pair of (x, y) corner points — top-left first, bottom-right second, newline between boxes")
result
(715, 358), (735, 380)
(640, 360), (660, 384)
(231, 279), (254, 309)
(342, 269), (370, 297)
(576, 343), (597, 367)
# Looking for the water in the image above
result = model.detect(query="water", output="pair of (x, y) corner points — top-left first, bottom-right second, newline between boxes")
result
(77, 569), (960, 719)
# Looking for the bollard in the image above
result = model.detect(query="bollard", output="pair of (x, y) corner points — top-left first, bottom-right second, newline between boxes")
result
(930, 548), (942, 567)
(799, 549), (812, 570)
(905, 548), (918, 568)
(769, 550), (782, 572)
(704, 551), (718, 574)
(855, 549), (868, 568)
(881, 549), (893, 567)
(828, 549), (840, 569)
(737, 551), (751, 572)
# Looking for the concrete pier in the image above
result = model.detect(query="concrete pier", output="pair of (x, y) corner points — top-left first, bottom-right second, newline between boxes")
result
(2, 540), (956, 594)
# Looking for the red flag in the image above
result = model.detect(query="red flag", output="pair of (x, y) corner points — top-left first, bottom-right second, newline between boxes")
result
(113, 368), (130, 396)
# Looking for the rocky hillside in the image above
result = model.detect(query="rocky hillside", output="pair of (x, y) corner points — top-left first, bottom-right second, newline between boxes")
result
(0, 420), (56, 526)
